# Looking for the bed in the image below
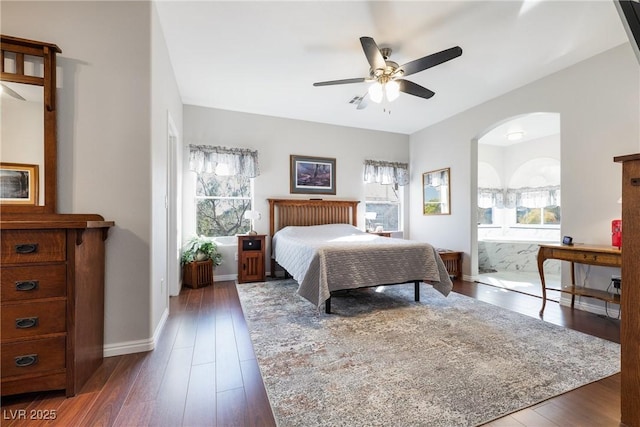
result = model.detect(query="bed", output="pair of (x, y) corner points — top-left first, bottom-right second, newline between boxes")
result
(268, 199), (453, 313)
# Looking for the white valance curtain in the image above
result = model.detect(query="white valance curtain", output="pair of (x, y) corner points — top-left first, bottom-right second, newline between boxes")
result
(188, 145), (260, 178)
(478, 188), (505, 209)
(513, 186), (560, 208)
(478, 186), (560, 209)
(363, 160), (409, 186)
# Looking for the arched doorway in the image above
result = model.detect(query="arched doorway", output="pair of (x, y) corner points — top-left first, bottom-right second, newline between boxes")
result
(474, 112), (562, 298)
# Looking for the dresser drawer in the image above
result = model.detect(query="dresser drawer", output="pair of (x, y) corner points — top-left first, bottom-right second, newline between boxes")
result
(1, 300), (66, 341)
(1, 230), (66, 264)
(549, 248), (621, 266)
(1, 336), (66, 377)
(1, 265), (66, 301)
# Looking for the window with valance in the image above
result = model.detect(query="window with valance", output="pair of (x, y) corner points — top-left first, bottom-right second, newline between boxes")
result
(188, 144), (259, 237)
(363, 159), (409, 187)
(363, 160), (408, 232)
(477, 185), (561, 226)
(188, 144), (260, 177)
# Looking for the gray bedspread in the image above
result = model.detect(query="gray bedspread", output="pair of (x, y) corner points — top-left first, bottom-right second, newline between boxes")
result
(272, 224), (453, 308)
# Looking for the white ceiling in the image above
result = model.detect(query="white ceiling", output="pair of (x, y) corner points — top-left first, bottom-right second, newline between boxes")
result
(479, 112), (560, 146)
(155, 0), (628, 135)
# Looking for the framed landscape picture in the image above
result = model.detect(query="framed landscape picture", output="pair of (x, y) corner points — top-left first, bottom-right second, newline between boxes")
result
(0, 162), (39, 205)
(290, 155), (336, 195)
(423, 167), (450, 215)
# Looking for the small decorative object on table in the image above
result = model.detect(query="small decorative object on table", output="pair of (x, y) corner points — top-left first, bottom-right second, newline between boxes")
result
(181, 236), (223, 288)
(244, 210), (261, 235)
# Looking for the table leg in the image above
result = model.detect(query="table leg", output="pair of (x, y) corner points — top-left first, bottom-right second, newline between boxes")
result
(570, 261), (576, 308)
(537, 247), (547, 316)
(414, 281), (420, 302)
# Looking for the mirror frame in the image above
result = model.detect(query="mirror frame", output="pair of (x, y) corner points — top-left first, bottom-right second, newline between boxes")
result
(1, 35), (61, 214)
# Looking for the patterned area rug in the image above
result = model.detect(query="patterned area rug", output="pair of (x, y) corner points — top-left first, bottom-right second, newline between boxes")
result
(237, 280), (620, 427)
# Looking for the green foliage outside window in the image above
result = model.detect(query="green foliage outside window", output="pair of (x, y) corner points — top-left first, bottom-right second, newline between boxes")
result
(423, 199), (442, 215)
(196, 172), (251, 237)
(516, 206), (561, 225)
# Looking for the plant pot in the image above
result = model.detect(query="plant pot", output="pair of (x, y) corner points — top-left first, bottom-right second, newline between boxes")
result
(183, 259), (214, 289)
(195, 251), (209, 261)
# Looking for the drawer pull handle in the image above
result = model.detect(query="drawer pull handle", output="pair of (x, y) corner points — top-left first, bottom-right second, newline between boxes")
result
(15, 280), (39, 291)
(15, 243), (39, 254)
(14, 354), (38, 367)
(15, 317), (39, 329)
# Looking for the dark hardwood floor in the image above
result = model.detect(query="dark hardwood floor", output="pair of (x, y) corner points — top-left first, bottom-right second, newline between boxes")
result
(1, 279), (621, 426)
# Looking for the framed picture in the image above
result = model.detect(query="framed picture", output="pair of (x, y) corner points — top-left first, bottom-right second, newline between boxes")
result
(0, 163), (39, 205)
(290, 155), (336, 195)
(423, 167), (450, 215)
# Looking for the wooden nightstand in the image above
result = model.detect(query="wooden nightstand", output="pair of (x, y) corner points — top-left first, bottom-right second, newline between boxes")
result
(437, 249), (462, 279)
(237, 234), (266, 283)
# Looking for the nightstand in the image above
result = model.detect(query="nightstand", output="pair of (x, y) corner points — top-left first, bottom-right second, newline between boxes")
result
(237, 234), (266, 283)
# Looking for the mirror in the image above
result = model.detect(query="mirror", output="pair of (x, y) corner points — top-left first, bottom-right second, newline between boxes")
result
(0, 35), (61, 214)
(423, 167), (451, 215)
(0, 82), (45, 205)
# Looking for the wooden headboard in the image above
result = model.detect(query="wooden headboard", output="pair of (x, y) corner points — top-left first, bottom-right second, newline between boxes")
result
(267, 199), (360, 239)
(267, 198), (360, 276)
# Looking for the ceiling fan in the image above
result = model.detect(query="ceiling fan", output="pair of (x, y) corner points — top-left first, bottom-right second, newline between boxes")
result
(313, 36), (462, 109)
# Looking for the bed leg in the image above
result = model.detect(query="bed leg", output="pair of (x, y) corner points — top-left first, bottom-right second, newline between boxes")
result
(414, 281), (420, 302)
(325, 297), (331, 314)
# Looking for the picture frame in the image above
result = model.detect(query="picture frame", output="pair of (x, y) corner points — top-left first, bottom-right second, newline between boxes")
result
(0, 162), (39, 205)
(290, 155), (336, 195)
(423, 167), (450, 215)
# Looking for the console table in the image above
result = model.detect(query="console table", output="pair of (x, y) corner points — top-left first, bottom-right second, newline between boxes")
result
(537, 243), (621, 316)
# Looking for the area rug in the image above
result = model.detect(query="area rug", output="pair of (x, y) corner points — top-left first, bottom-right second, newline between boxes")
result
(237, 279), (620, 427)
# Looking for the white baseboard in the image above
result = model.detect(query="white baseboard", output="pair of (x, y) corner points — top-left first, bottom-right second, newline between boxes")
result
(103, 307), (169, 357)
(214, 273), (238, 282)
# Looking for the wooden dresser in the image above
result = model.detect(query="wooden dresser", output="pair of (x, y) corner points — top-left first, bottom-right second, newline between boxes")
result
(614, 153), (640, 426)
(1, 36), (114, 397)
(1, 214), (113, 396)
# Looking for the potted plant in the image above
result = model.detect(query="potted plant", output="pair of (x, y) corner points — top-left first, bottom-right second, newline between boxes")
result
(181, 236), (223, 289)
(180, 235), (223, 266)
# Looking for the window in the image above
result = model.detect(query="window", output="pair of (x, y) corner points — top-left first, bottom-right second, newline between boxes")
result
(516, 206), (561, 225)
(477, 207), (493, 225)
(514, 186), (561, 226)
(189, 145), (260, 237)
(365, 182), (401, 231)
(362, 159), (408, 232)
(195, 172), (252, 237)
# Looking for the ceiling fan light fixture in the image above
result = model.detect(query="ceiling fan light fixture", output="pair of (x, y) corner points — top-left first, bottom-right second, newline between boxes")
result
(385, 80), (400, 102)
(368, 81), (383, 103)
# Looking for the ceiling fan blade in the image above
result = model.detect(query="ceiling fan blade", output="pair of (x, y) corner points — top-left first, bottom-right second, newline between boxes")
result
(356, 92), (369, 110)
(399, 46), (463, 77)
(360, 36), (386, 71)
(313, 77), (366, 87)
(0, 83), (25, 101)
(397, 79), (435, 99)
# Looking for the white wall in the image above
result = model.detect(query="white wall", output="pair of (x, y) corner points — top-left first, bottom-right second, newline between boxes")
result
(1, 1), (169, 354)
(151, 3), (184, 339)
(410, 44), (640, 313)
(183, 106), (409, 277)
